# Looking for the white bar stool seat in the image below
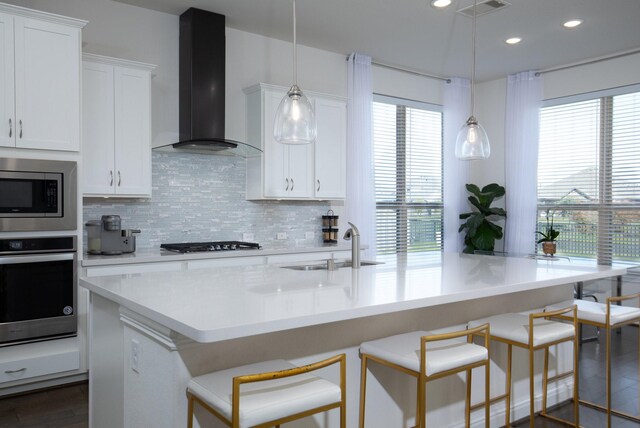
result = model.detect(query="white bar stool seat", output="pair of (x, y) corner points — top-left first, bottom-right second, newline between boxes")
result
(468, 306), (579, 428)
(360, 330), (488, 376)
(546, 298), (640, 325)
(187, 355), (346, 428)
(468, 313), (575, 347)
(546, 294), (640, 426)
(359, 324), (491, 428)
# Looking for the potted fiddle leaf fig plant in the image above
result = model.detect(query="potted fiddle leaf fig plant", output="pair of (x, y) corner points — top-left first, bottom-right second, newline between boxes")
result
(458, 183), (507, 254)
(537, 210), (560, 256)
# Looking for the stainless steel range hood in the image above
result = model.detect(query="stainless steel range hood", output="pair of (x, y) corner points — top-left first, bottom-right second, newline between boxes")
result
(154, 8), (261, 158)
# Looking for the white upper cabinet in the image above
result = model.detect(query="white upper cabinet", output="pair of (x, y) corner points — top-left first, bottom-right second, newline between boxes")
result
(314, 97), (346, 199)
(82, 54), (154, 197)
(0, 6), (85, 151)
(245, 83), (346, 201)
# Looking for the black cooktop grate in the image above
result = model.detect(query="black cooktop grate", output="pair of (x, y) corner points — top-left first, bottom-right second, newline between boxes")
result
(160, 241), (261, 253)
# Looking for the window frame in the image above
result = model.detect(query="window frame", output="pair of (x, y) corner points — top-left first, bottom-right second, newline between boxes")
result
(372, 93), (444, 255)
(538, 83), (640, 265)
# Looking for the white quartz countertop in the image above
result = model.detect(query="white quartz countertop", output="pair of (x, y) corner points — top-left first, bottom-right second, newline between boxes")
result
(81, 244), (353, 267)
(79, 253), (628, 343)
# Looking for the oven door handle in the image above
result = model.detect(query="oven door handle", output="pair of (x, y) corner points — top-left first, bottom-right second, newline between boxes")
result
(0, 253), (75, 265)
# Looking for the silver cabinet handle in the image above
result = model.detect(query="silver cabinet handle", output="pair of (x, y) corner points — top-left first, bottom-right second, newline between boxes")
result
(8, 118), (11, 138)
(4, 368), (26, 374)
(285, 178), (289, 191)
(291, 178), (294, 191)
(18, 119), (22, 138)
(110, 170), (114, 186)
(118, 171), (121, 186)
(317, 179), (320, 192)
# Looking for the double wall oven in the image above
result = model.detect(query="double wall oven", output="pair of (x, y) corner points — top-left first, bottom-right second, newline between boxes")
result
(0, 158), (78, 346)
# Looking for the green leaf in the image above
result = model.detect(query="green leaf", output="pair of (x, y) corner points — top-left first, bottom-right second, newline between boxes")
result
(468, 196), (483, 211)
(470, 222), (495, 251)
(459, 212), (473, 219)
(487, 207), (507, 217)
(465, 183), (481, 198)
(482, 183), (506, 198)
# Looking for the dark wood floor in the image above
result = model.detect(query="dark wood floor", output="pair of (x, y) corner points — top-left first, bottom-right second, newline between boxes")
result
(514, 325), (639, 428)
(0, 382), (87, 428)
(0, 327), (636, 427)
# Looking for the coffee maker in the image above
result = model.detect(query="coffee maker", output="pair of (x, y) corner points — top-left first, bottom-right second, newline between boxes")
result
(86, 215), (140, 255)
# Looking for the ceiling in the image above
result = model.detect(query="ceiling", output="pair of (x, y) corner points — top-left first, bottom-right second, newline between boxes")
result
(113, 0), (640, 82)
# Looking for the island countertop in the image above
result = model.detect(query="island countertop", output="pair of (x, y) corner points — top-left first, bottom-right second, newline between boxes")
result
(79, 253), (627, 343)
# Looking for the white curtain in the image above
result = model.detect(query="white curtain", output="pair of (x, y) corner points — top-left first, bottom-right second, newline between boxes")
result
(345, 53), (376, 258)
(443, 78), (471, 252)
(504, 70), (543, 255)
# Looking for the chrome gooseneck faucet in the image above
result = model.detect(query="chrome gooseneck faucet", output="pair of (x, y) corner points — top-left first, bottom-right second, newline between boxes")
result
(343, 222), (361, 269)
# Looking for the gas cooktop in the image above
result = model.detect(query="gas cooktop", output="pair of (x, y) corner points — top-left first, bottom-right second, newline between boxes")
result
(160, 241), (261, 253)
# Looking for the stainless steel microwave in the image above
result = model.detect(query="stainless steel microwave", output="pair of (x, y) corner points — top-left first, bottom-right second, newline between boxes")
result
(0, 158), (77, 231)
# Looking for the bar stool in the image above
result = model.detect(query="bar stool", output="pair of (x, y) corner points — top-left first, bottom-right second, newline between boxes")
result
(468, 305), (578, 428)
(186, 354), (346, 428)
(546, 293), (640, 427)
(358, 324), (491, 428)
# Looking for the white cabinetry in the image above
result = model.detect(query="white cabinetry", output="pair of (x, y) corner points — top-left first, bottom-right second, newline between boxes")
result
(245, 83), (346, 200)
(82, 54), (154, 197)
(0, 6), (85, 151)
(314, 97), (346, 199)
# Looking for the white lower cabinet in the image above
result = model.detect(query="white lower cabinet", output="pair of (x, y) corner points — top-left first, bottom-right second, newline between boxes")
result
(82, 54), (155, 197)
(245, 83), (346, 200)
(0, 337), (81, 390)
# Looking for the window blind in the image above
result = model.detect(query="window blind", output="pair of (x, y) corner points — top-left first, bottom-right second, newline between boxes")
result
(373, 99), (443, 255)
(537, 88), (640, 264)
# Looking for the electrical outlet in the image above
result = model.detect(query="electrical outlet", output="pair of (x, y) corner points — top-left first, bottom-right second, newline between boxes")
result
(242, 233), (254, 242)
(305, 231), (314, 239)
(276, 232), (287, 240)
(131, 339), (141, 373)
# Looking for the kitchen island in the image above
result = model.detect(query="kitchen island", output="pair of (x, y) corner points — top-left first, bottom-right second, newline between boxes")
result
(80, 253), (627, 427)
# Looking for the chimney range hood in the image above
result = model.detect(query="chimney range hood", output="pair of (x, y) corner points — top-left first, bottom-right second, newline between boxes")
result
(154, 8), (261, 157)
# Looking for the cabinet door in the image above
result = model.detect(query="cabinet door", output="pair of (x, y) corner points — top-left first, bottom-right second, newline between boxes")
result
(82, 61), (115, 195)
(114, 67), (151, 196)
(0, 13), (14, 148)
(263, 89), (288, 198)
(14, 17), (80, 151)
(287, 143), (313, 198)
(314, 97), (346, 199)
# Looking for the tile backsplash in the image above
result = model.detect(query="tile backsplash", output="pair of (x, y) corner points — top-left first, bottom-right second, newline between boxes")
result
(83, 152), (331, 249)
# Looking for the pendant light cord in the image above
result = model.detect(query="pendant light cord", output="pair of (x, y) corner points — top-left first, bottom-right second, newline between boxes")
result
(293, 0), (297, 86)
(470, 0), (477, 116)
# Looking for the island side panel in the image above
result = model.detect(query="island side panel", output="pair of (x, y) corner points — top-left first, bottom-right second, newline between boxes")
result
(89, 293), (124, 428)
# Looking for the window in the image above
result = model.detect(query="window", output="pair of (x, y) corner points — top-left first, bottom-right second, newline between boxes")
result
(537, 86), (640, 264)
(373, 96), (443, 255)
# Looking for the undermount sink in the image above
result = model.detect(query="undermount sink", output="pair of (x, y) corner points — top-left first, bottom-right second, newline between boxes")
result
(282, 261), (383, 271)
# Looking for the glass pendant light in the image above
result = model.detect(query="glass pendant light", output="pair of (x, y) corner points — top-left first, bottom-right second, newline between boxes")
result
(455, 0), (490, 160)
(274, 0), (316, 144)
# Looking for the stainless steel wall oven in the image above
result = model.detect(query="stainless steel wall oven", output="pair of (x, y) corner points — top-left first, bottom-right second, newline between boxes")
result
(0, 236), (77, 346)
(0, 158), (77, 231)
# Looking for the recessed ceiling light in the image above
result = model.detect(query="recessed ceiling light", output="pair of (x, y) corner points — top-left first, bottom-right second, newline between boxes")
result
(563, 19), (583, 29)
(505, 37), (522, 45)
(431, 0), (452, 8)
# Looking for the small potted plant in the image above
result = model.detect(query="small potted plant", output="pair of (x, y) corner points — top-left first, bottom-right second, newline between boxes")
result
(537, 211), (560, 256)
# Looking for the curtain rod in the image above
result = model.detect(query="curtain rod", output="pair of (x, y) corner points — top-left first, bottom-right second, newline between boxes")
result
(347, 56), (450, 83)
(536, 47), (640, 76)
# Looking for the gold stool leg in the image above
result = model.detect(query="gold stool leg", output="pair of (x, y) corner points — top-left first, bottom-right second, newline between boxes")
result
(187, 393), (194, 428)
(529, 346), (535, 428)
(485, 359), (490, 428)
(465, 368), (471, 428)
(542, 347), (549, 415)
(506, 344), (512, 428)
(574, 323), (580, 428)
(359, 354), (368, 428)
(418, 374), (426, 428)
(607, 326), (612, 428)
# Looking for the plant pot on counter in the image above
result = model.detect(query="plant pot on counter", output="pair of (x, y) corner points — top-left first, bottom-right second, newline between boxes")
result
(541, 241), (557, 256)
